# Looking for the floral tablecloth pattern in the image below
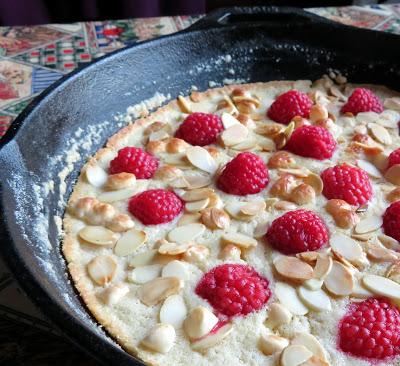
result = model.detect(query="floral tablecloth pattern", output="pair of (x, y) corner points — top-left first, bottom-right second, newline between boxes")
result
(0, 4), (400, 365)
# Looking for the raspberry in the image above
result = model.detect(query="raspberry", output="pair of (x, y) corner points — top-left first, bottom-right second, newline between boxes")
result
(321, 164), (372, 206)
(217, 152), (269, 196)
(128, 189), (183, 225)
(175, 112), (223, 146)
(341, 88), (383, 115)
(266, 209), (329, 254)
(195, 264), (271, 318)
(285, 125), (336, 160)
(388, 148), (400, 169)
(109, 147), (158, 179)
(383, 201), (400, 242)
(338, 297), (400, 360)
(267, 90), (313, 125)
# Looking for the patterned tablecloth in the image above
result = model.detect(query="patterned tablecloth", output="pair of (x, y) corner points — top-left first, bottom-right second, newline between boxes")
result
(0, 5), (400, 365)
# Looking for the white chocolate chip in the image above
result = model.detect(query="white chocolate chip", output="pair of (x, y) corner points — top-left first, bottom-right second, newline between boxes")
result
(259, 333), (289, 355)
(99, 283), (129, 305)
(85, 164), (108, 187)
(280, 345), (313, 366)
(265, 303), (293, 329)
(162, 260), (188, 280)
(160, 295), (187, 328)
(184, 306), (218, 339)
(87, 255), (118, 286)
(141, 324), (176, 354)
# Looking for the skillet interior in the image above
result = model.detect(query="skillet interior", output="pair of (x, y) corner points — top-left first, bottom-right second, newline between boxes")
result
(0, 6), (400, 366)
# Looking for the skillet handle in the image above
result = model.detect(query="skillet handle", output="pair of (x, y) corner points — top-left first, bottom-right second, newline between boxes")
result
(187, 6), (339, 31)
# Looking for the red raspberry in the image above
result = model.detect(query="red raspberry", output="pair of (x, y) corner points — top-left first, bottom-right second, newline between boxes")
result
(321, 164), (372, 206)
(285, 125), (336, 160)
(128, 189), (183, 225)
(109, 147), (158, 179)
(388, 148), (400, 169)
(338, 297), (400, 360)
(265, 209), (329, 254)
(341, 88), (383, 115)
(175, 112), (223, 146)
(195, 264), (271, 318)
(267, 90), (313, 125)
(217, 152), (269, 196)
(383, 201), (400, 242)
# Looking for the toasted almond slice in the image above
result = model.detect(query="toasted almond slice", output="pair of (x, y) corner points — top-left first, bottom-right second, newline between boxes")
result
(300, 355), (330, 366)
(185, 174), (212, 189)
(280, 345), (313, 366)
(141, 323), (175, 354)
(219, 244), (241, 261)
(167, 223), (205, 244)
(162, 260), (188, 280)
(265, 303), (292, 329)
(324, 260), (354, 296)
(168, 176), (189, 188)
(99, 283), (129, 305)
(191, 323), (233, 351)
(158, 241), (191, 255)
(182, 188), (214, 202)
(178, 213), (201, 226)
(378, 234), (400, 251)
(303, 173), (323, 195)
(184, 306), (219, 339)
(384, 164), (400, 185)
(186, 146), (217, 173)
(259, 333), (289, 355)
(221, 112), (241, 129)
(291, 332), (328, 362)
(330, 233), (363, 263)
(254, 221), (269, 238)
(363, 274), (400, 300)
(221, 232), (257, 249)
(78, 226), (118, 246)
(185, 198), (210, 212)
(274, 256), (314, 282)
(313, 255), (332, 280)
(279, 167), (310, 178)
(351, 278), (374, 298)
(207, 192), (223, 208)
(304, 279), (323, 291)
(202, 208), (230, 230)
(367, 245), (398, 262)
(240, 201), (266, 216)
(351, 232), (373, 242)
(356, 160), (382, 178)
(258, 137), (276, 151)
(177, 95), (192, 113)
(138, 277), (184, 306)
(274, 201), (298, 211)
(297, 251), (319, 265)
(164, 153), (189, 167)
(231, 138), (258, 151)
(107, 172), (136, 190)
(283, 121), (296, 139)
(86, 164), (108, 187)
(87, 255), (117, 286)
(354, 215), (382, 234)
(149, 129), (170, 141)
(224, 201), (251, 220)
(129, 264), (162, 284)
(98, 188), (136, 203)
(387, 262), (400, 283)
(182, 245), (210, 265)
(384, 97), (400, 111)
(356, 111), (379, 124)
(369, 123), (392, 145)
(160, 294), (187, 328)
(129, 250), (158, 268)
(298, 287), (331, 312)
(114, 229), (147, 256)
(275, 282), (309, 316)
(221, 124), (249, 146)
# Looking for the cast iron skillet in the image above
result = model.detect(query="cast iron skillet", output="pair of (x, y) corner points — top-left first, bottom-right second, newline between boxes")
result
(1, 6), (400, 365)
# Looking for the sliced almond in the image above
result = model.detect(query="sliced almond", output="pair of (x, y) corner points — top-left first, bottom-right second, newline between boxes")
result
(191, 322), (233, 352)
(138, 277), (184, 306)
(304, 278), (323, 291)
(98, 188), (136, 203)
(221, 232), (257, 249)
(221, 112), (241, 129)
(258, 137), (276, 151)
(274, 201), (298, 211)
(141, 323), (175, 354)
(367, 245), (398, 262)
(298, 287), (331, 312)
(259, 333), (289, 355)
(362, 274), (400, 300)
(201, 207), (230, 230)
(303, 173), (323, 195)
(354, 215), (382, 234)
(254, 221), (269, 238)
(324, 260), (354, 296)
(186, 147), (217, 174)
(351, 232), (373, 242)
(166, 137), (189, 154)
(184, 306), (218, 339)
(378, 234), (400, 251)
(297, 251), (319, 265)
(298, 355), (329, 366)
(182, 245), (210, 265)
(356, 160), (382, 178)
(280, 345), (313, 366)
(160, 294), (187, 329)
(384, 164), (400, 185)
(178, 212), (201, 226)
(231, 137), (258, 151)
(162, 260), (188, 280)
(351, 278), (374, 298)
(129, 264), (162, 284)
(168, 176), (190, 188)
(224, 201), (252, 221)
(384, 97), (400, 111)
(87, 255), (117, 286)
(369, 123), (392, 145)
(114, 229), (147, 256)
(167, 223), (205, 244)
(78, 226), (118, 246)
(330, 233), (363, 264)
(99, 283), (129, 305)
(182, 188), (214, 202)
(291, 332), (328, 362)
(386, 187), (400, 202)
(185, 198), (210, 213)
(177, 95), (192, 113)
(313, 255), (333, 280)
(149, 129), (169, 141)
(129, 250), (157, 268)
(158, 241), (191, 255)
(219, 244), (241, 261)
(387, 262), (400, 283)
(85, 164), (108, 187)
(185, 174), (212, 189)
(221, 124), (249, 146)
(265, 303), (292, 329)
(274, 256), (313, 282)
(164, 153), (189, 167)
(106, 172), (136, 190)
(279, 167), (310, 178)
(275, 282), (308, 316)
(240, 201), (266, 216)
